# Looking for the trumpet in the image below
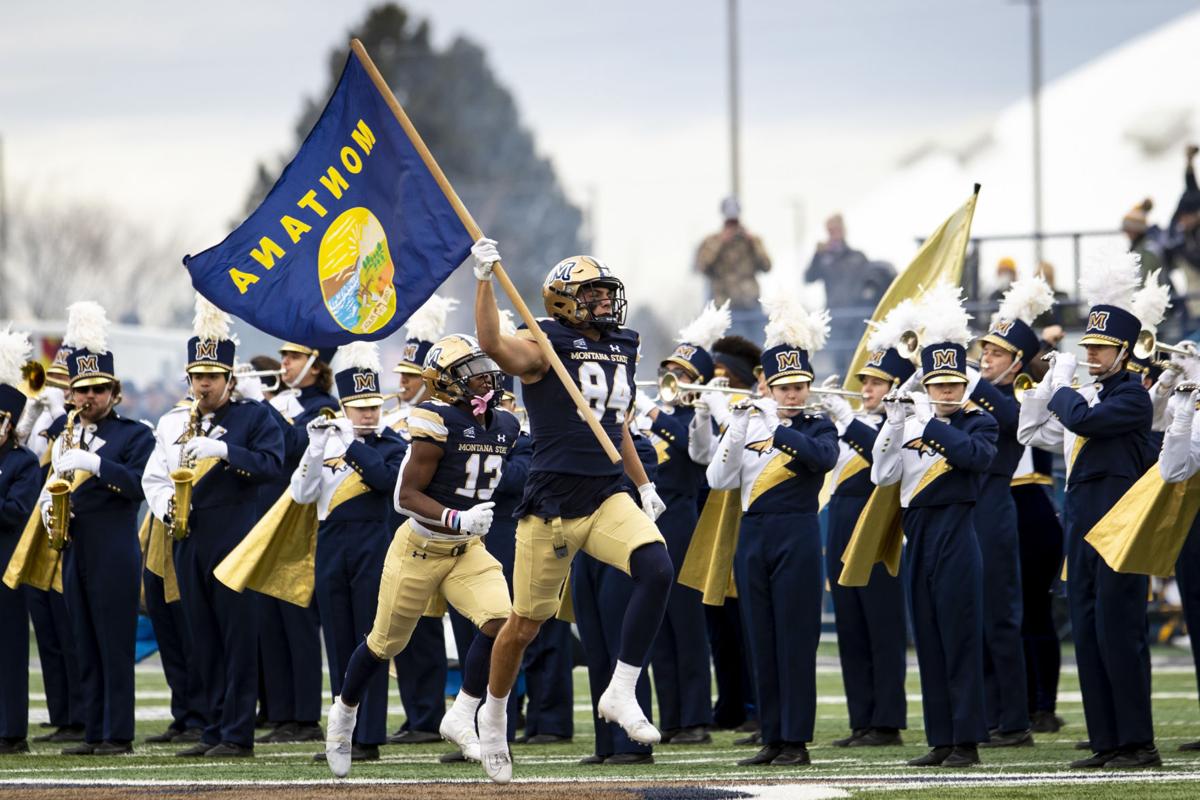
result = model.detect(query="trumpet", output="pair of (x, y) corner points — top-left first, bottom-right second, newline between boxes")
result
(1012, 372), (1082, 402)
(233, 366), (285, 393)
(656, 372), (749, 405)
(46, 409), (81, 551)
(895, 330), (921, 361)
(19, 360), (46, 398)
(1135, 330), (1198, 361)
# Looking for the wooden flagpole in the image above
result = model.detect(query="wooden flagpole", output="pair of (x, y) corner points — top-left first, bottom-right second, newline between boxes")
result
(350, 39), (620, 464)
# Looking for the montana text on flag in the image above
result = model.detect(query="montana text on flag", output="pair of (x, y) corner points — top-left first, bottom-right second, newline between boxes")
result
(183, 51), (474, 348)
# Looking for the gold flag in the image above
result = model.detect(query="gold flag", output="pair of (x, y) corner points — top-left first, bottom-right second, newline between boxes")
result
(678, 489), (743, 605)
(3, 494), (63, 593)
(144, 516), (180, 603)
(213, 492), (318, 606)
(1085, 466), (1200, 578)
(838, 483), (904, 587)
(843, 185), (980, 393)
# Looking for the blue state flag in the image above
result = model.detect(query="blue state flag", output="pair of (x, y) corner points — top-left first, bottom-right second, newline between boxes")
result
(184, 51), (474, 348)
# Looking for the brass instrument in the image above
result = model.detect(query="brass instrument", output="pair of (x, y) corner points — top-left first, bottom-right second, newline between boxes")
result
(1012, 372), (1083, 402)
(895, 330), (921, 361)
(233, 365), (285, 392)
(168, 399), (202, 541)
(20, 361), (46, 398)
(1040, 351), (1102, 369)
(45, 409), (80, 552)
(657, 372), (747, 405)
(1134, 331), (1197, 362)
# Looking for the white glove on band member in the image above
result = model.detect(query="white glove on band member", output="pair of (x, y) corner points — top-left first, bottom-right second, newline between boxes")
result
(238, 374), (265, 402)
(1050, 352), (1077, 390)
(638, 483), (667, 521)
(700, 391), (731, 429)
(40, 503), (52, 530)
(884, 396), (906, 427)
(183, 437), (228, 461)
(1170, 390), (1199, 436)
(305, 420), (332, 456)
(821, 394), (854, 429)
(471, 238), (500, 282)
(54, 448), (101, 476)
(910, 392), (934, 425)
(634, 389), (658, 418)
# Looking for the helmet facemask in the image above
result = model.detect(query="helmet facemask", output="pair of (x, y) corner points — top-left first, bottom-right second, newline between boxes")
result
(436, 353), (505, 409)
(573, 278), (627, 332)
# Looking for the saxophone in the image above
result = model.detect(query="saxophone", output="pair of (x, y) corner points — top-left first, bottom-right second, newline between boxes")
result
(45, 409), (80, 551)
(168, 399), (202, 541)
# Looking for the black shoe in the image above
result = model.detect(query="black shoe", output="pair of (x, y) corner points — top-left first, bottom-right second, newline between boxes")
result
(94, 741), (133, 756)
(1070, 750), (1120, 768)
(257, 721), (296, 743)
(35, 726), (86, 743)
(667, 726), (711, 745)
(734, 731), (762, 746)
(146, 727), (184, 744)
(850, 728), (903, 747)
(1074, 740), (1092, 750)
(579, 754), (606, 765)
(980, 729), (1034, 748)
(388, 729), (441, 744)
(1104, 746), (1162, 769)
(439, 749), (467, 763)
(62, 742), (97, 756)
(657, 728), (679, 744)
(734, 720), (760, 733)
(832, 728), (867, 747)
(314, 744), (380, 762)
(1179, 740), (1200, 752)
(907, 746), (953, 767)
(942, 744), (980, 768)
(1030, 710), (1064, 733)
(171, 728), (204, 743)
(523, 733), (571, 745)
(287, 723), (324, 742)
(737, 745), (783, 766)
(176, 742), (213, 757)
(604, 752), (654, 765)
(205, 742), (254, 758)
(0, 739), (29, 755)
(771, 743), (811, 766)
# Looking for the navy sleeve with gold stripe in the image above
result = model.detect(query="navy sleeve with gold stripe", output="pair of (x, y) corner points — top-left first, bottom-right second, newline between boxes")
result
(772, 416), (839, 474)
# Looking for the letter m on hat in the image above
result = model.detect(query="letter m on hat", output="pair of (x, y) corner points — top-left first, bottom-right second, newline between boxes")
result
(775, 350), (803, 371)
(1088, 311), (1110, 332)
(353, 372), (377, 393)
(76, 354), (99, 373)
(195, 341), (219, 360)
(932, 348), (957, 370)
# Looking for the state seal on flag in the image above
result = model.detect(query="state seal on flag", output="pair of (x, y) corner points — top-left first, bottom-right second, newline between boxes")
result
(318, 206), (397, 334)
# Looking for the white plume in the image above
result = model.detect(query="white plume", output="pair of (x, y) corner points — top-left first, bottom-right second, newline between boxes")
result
(405, 294), (458, 343)
(193, 294), (232, 342)
(0, 325), (33, 387)
(1131, 270), (1172, 332)
(1079, 247), (1141, 312)
(997, 276), (1056, 325)
(332, 341), (381, 373)
(916, 283), (973, 346)
(63, 301), (110, 354)
(677, 300), (732, 350)
(866, 298), (924, 353)
(761, 292), (830, 351)
(498, 309), (518, 337)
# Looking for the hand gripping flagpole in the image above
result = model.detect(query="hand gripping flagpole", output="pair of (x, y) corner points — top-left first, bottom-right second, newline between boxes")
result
(350, 39), (621, 464)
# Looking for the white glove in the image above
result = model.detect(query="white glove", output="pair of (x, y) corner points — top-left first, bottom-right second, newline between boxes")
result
(752, 397), (780, 432)
(237, 374), (265, 402)
(183, 436), (228, 461)
(1050, 352), (1077, 390)
(40, 503), (52, 530)
(701, 391), (731, 428)
(455, 501), (495, 535)
(330, 416), (355, 442)
(634, 389), (658, 418)
(54, 448), (101, 476)
(471, 237), (500, 282)
(1170, 389), (1198, 435)
(1156, 365), (1181, 395)
(884, 395), (907, 426)
(821, 393), (854, 428)
(638, 483), (667, 521)
(692, 394), (711, 420)
(966, 366), (982, 396)
(821, 374), (842, 390)
(44, 387), (66, 420)
(910, 392), (934, 425)
(305, 420), (332, 455)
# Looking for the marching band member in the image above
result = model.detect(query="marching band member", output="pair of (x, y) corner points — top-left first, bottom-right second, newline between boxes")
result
(0, 329), (42, 755)
(384, 293), (459, 746)
(39, 303), (156, 755)
(970, 275), (1057, 747)
(706, 294), (839, 767)
(323, 334), (519, 778)
(872, 284), (998, 768)
(1017, 252), (1159, 768)
(821, 301), (918, 748)
(253, 342), (336, 744)
(639, 300), (731, 745)
(1130, 271), (1174, 451)
(473, 239), (672, 784)
(142, 298), (284, 758)
(291, 343), (406, 764)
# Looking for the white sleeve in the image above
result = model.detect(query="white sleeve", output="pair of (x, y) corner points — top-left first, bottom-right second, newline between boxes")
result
(1160, 420), (1200, 483)
(1017, 395), (1064, 449)
(1150, 381), (1173, 433)
(688, 415), (716, 465)
(870, 421), (904, 486)
(141, 430), (175, 520)
(25, 410), (53, 459)
(705, 421), (747, 491)
(290, 447), (324, 504)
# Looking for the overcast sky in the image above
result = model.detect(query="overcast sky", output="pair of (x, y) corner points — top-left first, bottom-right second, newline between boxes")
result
(3, 0), (1196, 323)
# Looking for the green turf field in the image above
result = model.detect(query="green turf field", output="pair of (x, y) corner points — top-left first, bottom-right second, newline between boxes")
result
(4, 640), (1200, 799)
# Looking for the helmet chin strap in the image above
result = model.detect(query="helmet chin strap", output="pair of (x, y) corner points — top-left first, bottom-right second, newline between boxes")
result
(285, 354), (318, 390)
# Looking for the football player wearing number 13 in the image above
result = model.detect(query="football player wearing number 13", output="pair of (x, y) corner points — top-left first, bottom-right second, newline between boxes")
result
(472, 238), (673, 783)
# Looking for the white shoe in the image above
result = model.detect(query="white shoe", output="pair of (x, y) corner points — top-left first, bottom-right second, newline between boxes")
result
(477, 709), (512, 784)
(597, 684), (661, 745)
(439, 706), (481, 762)
(324, 697), (358, 778)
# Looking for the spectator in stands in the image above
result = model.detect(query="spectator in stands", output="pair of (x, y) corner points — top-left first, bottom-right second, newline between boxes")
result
(990, 258), (1017, 303)
(1166, 145), (1200, 331)
(1122, 199), (1164, 279)
(695, 197), (772, 341)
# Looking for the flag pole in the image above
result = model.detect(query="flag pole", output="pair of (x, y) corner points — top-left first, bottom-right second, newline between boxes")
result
(350, 39), (620, 464)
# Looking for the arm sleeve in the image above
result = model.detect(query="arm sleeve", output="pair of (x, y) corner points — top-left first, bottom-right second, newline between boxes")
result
(1017, 395), (1064, 448)
(969, 379), (1019, 435)
(1160, 422), (1200, 483)
(223, 405), (285, 484)
(1150, 382), (1174, 433)
(921, 414), (999, 472)
(870, 421), (905, 486)
(0, 454), (41, 530)
(1047, 384), (1153, 437)
(94, 425), (155, 501)
(141, 428), (175, 520)
(290, 446), (324, 504)
(343, 440), (400, 493)
(841, 418), (880, 465)
(649, 412), (692, 461)
(705, 420), (747, 490)
(772, 420), (839, 473)
(687, 415), (717, 465)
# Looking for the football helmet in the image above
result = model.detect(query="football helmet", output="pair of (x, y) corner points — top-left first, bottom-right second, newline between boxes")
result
(542, 256), (627, 331)
(421, 334), (504, 407)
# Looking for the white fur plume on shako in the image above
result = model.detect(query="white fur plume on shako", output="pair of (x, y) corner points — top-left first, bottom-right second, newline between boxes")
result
(333, 342), (385, 409)
(758, 293), (831, 389)
(0, 326), (34, 441)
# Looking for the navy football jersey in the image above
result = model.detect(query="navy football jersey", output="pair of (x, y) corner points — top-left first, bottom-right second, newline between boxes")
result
(517, 318), (640, 477)
(406, 400), (521, 512)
